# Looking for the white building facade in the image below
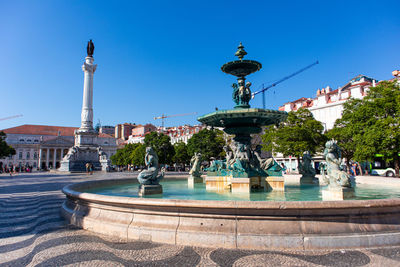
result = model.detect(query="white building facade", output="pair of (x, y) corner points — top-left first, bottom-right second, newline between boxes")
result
(0, 125), (117, 170)
(276, 75), (377, 171)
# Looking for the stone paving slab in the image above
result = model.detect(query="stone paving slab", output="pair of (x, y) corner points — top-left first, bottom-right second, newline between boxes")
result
(1, 172), (400, 266)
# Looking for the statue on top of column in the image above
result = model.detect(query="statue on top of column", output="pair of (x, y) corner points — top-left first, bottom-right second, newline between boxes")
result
(87, 39), (94, 57)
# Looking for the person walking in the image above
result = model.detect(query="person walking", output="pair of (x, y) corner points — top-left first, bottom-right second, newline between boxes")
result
(85, 163), (90, 175)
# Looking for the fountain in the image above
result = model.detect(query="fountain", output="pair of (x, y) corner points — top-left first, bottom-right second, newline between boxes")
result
(198, 43), (287, 193)
(61, 44), (400, 250)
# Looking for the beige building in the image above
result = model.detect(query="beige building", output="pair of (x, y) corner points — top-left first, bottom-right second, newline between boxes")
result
(0, 124), (117, 170)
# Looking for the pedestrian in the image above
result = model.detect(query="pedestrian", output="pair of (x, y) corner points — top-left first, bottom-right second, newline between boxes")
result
(90, 163), (93, 175)
(85, 162), (90, 175)
(280, 163), (287, 174)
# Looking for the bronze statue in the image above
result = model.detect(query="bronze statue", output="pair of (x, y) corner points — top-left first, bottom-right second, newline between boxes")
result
(87, 39), (94, 57)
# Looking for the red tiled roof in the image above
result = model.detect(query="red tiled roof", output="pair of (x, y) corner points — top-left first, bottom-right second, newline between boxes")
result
(2, 124), (114, 138)
(1, 124), (77, 136)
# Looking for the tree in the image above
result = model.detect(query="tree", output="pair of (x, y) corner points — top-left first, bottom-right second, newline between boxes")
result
(173, 142), (190, 167)
(110, 143), (141, 166)
(144, 132), (175, 164)
(262, 108), (327, 163)
(0, 132), (16, 159)
(325, 99), (363, 170)
(131, 144), (146, 167)
(333, 81), (400, 176)
(187, 128), (225, 161)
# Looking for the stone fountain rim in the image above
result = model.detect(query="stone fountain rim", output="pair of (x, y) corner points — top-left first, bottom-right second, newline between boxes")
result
(62, 177), (400, 210)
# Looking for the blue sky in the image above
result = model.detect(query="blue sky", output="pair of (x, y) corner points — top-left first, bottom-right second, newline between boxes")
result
(1, 0), (399, 130)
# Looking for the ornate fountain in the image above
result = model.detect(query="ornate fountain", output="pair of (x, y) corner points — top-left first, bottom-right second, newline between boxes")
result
(198, 43), (287, 193)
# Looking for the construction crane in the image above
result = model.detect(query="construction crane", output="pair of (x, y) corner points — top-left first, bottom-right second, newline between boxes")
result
(252, 61), (319, 108)
(154, 112), (198, 130)
(0, 114), (23, 121)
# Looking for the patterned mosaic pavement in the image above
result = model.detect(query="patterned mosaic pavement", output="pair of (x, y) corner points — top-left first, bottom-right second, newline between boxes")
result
(1, 172), (400, 267)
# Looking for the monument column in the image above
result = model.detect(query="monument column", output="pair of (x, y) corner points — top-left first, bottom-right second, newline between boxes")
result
(46, 148), (50, 168)
(38, 148), (42, 169)
(79, 56), (97, 132)
(53, 149), (57, 169)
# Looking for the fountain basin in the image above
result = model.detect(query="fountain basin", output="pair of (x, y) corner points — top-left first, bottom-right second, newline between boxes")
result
(62, 177), (400, 250)
(197, 108), (287, 134)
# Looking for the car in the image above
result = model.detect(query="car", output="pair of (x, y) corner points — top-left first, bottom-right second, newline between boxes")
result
(370, 167), (396, 177)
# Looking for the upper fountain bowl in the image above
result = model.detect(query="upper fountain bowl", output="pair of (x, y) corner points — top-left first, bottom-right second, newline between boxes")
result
(221, 59), (262, 77)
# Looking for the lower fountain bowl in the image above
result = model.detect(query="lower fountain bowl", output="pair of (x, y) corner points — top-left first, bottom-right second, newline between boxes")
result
(61, 177), (400, 250)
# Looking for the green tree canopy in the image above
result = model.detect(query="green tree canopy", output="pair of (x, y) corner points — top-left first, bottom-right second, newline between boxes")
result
(0, 132), (16, 159)
(144, 132), (175, 165)
(131, 143), (146, 167)
(331, 81), (400, 175)
(173, 142), (190, 166)
(262, 108), (327, 161)
(110, 143), (141, 166)
(187, 128), (225, 161)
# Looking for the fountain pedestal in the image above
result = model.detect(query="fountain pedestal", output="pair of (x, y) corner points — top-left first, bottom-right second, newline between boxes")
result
(322, 187), (355, 201)
(205, 176), (232, 192)
(300, 176), (320, 185)
(188, 176), (203, 188)
(139, 184), (163, 196)
(231, 177), (266, 193)
(265, 176), (285, 191)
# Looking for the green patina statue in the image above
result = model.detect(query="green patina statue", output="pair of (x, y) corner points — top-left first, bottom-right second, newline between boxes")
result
(322, 140), (352, 188)
(189, 152), (202, 178)
(137, 147), (164, 185)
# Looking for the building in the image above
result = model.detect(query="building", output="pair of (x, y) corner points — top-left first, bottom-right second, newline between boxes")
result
(99, 126), (115, 135)
(276, 75), (377, 171)
(279, 75), (377, 131)
(115, 123), (136, 140)
(0, 124), (117, 170)
(163, 125), (205, 145)
(127, 124), (157, 144)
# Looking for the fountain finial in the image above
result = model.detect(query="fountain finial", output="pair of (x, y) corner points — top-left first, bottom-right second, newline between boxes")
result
(235, 42), (247, 61)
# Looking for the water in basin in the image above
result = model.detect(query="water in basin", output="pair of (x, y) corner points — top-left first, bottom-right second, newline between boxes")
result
(86, 179), (400, 201)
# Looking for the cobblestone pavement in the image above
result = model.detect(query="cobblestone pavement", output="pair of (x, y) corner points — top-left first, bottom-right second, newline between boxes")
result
(1, 172), (400, 267)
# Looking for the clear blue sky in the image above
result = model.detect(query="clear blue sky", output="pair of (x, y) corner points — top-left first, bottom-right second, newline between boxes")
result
(1, 0), (399, 130)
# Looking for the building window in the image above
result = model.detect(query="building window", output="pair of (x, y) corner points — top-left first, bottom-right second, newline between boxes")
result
(27, 139), (32, 142)
(19, 152), (23, 160)
(34, 139), (39, 143)
(19, 139), (25, 142)
(26, 152), (30, 160)
(33, 162), (37, 168)
(34, 152), (37, 159)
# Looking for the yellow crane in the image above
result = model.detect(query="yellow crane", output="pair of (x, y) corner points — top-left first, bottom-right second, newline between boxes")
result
(154, 112), (197, 130)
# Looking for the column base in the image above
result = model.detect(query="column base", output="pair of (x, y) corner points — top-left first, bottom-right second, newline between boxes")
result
(266, 176), (285, 191)
(322, 187), (355, 201)
(138, 184), (163, 196)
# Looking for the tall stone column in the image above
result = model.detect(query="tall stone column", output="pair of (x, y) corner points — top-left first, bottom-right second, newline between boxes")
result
(46, 148), (50, 168)
(38, 148), (42, 170)
(53, 149), (57, 169)
(78, 56), (97, 133)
